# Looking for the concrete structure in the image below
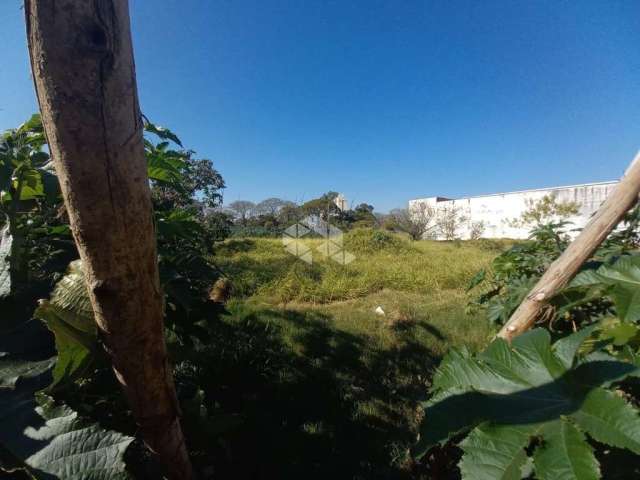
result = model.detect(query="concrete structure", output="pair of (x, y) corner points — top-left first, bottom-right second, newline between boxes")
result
(409, 181), (618, 240)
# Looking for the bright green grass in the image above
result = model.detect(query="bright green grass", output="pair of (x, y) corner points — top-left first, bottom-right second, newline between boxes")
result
(202, 230), (507, 478)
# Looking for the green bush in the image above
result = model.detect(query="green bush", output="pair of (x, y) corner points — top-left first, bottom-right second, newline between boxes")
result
(343, 228), (413, 254)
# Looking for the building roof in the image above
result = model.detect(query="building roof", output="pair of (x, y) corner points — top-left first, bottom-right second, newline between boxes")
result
(411, 180), (618, 203)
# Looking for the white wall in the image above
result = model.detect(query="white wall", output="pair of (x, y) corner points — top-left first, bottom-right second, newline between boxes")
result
(408, 181), (618, 240)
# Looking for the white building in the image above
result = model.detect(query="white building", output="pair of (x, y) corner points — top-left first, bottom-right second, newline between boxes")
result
(409, 181), (618, 240)
(334, 193), (348, 211)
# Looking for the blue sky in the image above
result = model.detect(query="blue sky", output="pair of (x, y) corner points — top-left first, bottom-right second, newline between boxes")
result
(1, 1), (638, 212)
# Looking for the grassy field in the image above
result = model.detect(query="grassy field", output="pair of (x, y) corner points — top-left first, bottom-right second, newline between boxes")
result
(200, 230), (508, 479)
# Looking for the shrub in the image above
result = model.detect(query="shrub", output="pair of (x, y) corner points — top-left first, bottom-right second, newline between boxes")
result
(343, 228), (413, 254)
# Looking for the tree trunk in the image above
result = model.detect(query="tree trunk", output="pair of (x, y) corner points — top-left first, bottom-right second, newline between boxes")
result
(498, 152), (640, 342)
(24, 1), (193, 478)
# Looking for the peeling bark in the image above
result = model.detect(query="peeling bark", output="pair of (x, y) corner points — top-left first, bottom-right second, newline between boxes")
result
(24, 1), (193, 478)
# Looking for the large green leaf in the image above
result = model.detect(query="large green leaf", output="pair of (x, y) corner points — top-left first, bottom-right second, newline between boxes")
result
(414, 328), (640, 480)
(144, 121), (183, 147)
(572, 387), (640, 453)
(34, 260), (97, 390)
(156, 209), (205, 241)
(458, 423), (532, 480)
(2, 394), (133, 480)
(0, 320), (132, 479)
(572, 255), (640, 321)
(34, 301), (95, 391)
(147, 153), (186, 186)
(533, 421), (600, 480)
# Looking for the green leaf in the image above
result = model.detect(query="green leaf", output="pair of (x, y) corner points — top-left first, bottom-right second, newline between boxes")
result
(41, 260), (95, 332)
(571, 387), (640, 454)
(33, 260), (97, 389)
(0, 393), (133, 479)
(553, 324), (599, 370)
(533, 421), (600, 480)
(41, 166), (60, 203)
(459, 423), (533, 480)
(34, 301), (95, 391)
(17, 114), (43, 134)
(156, 209), (205, 241)
(466, 268), (486, 292)
(147, 153), (186, 186)
(144, 121), (183, 147)
(414, 327), (640, 480)
(0, 316), (132, 479)
(572, 255), (640, 321)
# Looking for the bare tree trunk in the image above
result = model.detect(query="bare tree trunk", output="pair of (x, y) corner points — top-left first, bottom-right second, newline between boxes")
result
(498, 152), (640, 342)
(24, 1), (193, 478)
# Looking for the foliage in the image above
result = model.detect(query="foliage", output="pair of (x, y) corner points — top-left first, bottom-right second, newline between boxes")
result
(0, 114), (60, 294)
(202, 209), (233, 241)
(300, 191), (340, 221)
(226, 200), (256, 225)
(508, 194), (580, 229)
(388, 203), (471, 241)
(0, 320), (133, 479)
(139, 122), (230, 345)
(414, 328), (640, 480)
(470, 209), (640, 328)
(388, 204), (436, 241)
(571, 254), (640, 322)
(34, 260), (97, 391)
(169, 267), (493, 478)
(435, 204), (468, 241)
(468, 221), (582, 326)
(469, 220), (486, 240)
(0, 116), (229, 477)
(143, 118), (226, 213)
(0, 114), (58, 208)
(254, 197), (293, 216)
(431, 205), (640, 479)
(214, 232), (494, 303)
(343, 227), (412, 254)
(224, 194), (382, 236)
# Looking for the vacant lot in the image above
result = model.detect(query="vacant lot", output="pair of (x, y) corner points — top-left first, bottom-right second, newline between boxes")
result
(201, 230), (508, 479)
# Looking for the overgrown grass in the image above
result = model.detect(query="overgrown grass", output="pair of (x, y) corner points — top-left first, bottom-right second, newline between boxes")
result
(194, 230), (507, 478)
(213, 229), (504, 303)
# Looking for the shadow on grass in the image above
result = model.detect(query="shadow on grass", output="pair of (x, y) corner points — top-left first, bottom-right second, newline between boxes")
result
(184, 307), (446, 479)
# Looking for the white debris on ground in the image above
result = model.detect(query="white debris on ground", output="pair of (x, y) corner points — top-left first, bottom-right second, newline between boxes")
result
(374, 306), (385, 316)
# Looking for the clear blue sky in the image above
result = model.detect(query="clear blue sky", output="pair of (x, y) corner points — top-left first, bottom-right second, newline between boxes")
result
(1, 1), (638, 212)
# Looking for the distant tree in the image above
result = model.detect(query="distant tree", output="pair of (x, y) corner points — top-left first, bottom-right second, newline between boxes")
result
(435, 204), (468, 241)
(149, 145), (225, 211)
(389, 203), (436, 240)
(227, 200), (255, 225)
(301, 192), (340, 220)
(278, 202), (301, 225)
(352, 203), (376, 227)
(189, 157), (226, 208)
(255, 197), (290, 216)
(508, 194), (580, 228)
(469, 220), (487, 240)
(203, 209), (233, 241)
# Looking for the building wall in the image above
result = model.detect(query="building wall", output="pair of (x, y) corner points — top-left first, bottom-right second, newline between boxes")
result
(408, 181), (618, 240)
